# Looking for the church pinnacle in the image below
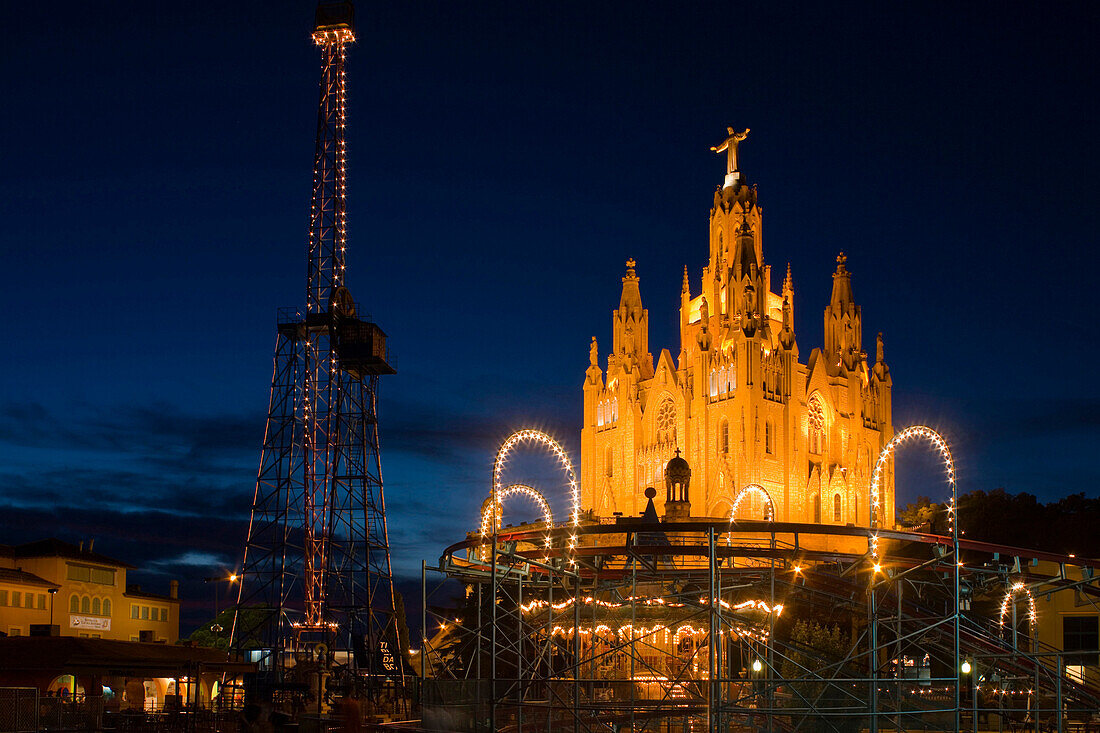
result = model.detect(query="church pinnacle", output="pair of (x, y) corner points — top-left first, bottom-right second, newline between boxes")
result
(824, 251), (862, 370)
(612, 258), (652, 375)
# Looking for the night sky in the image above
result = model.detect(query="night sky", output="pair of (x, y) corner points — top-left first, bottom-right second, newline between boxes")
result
(2, 1), (1097, 632)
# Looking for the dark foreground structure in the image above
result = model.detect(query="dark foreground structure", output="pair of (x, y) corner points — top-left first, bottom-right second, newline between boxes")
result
(419, 431), (1100, 733)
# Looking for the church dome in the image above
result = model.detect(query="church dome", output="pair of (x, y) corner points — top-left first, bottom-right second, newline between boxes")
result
(664, 449), (691, 502)
(665, 453), (690, 483)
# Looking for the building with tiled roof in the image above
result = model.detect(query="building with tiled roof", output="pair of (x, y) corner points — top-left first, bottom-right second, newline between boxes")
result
(0, 538), (179, 644)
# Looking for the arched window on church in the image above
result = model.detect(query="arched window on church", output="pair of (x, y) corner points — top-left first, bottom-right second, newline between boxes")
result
(834, 493), (842, 522)
(605, 445), (613, 478)
(719, 418), (729, 455)
(596, 402), (604, 427)
(709, 370), (718, 398)
(808, 395), (826, 455)
(765, 421), (773, 454)
(656, 398), (676, 444)
(727, 364), (736, 392)
(611, 398), (618, 423)
(812, 494), (821, 524)
(718, 366), (728, 395)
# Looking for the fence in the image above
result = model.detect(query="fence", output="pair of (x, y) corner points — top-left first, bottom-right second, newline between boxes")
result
(0, 689), (36, 733)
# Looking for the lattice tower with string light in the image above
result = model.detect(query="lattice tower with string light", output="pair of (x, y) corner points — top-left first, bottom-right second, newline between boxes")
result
(230, 0), (403, 704)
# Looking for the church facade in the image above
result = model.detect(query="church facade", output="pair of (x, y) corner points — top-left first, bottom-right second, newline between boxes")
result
(580, 132), (895, 527)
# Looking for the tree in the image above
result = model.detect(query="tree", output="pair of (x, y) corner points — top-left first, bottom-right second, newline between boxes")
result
(779, 620), (864, 733)
(187, 607), (271, 651)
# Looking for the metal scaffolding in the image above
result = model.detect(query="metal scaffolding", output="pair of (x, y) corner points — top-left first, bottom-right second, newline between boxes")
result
(419, 433), (1100, 732)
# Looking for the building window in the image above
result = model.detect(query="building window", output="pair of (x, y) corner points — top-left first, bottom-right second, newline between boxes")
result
(37, 594), (46, 610)
(23, 594), (32, 608)
(91, 598), (101, 615)
(834, 494), (842, 522)
(605, 446), (613, 478)
(0, 591), (7, 606)
(12, 592), (21, 608)
(720, 419), (729, 455)
(66, 564), (116, 586)
(765, 422), (773, 454)
(70, 595), (79, 613)
(103, 599), (111, 617)
(656, 398), (676, 444)
(161, 608), (169, 622)
(81, 596), (90, 613)
(1064, 616), (1099, 666)
(8, 628), (21, 637)
(131, 605), (140, 620)
(709, 371), (718, 398)
(812, 494), (821, 524)
(141, 606), (149, 620)
(808, 395), (826, 454)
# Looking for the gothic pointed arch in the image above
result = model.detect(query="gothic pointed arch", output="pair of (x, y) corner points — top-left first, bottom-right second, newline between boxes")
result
(598, 483), (617, 516)
(709, 497), (733, 520)
(806, 464), (823, 523)
(651, 392), (677, 445)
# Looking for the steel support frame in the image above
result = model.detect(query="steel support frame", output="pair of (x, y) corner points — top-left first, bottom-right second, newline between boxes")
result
(419, 520), (1100, 732)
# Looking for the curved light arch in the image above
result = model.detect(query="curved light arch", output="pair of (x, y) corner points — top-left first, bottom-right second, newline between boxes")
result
(729, 483), (775, 522)
(868, 425), (956, 561)
(999, 582), (1037, 642)
(480, 483), (554, 538)
(493, 428), (580, 557)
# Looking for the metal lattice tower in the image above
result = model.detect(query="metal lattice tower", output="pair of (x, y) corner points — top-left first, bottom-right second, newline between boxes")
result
(232, 0), (403, 703)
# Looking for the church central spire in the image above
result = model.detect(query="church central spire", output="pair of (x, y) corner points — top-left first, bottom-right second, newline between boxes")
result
(612, 258), (652, 375)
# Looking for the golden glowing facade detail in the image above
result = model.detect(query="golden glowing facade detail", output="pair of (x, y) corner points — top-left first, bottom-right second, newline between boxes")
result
(581, 140), (895, 526)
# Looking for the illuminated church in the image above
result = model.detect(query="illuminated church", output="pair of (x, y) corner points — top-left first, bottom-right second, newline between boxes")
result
(581, 129), (895, 527)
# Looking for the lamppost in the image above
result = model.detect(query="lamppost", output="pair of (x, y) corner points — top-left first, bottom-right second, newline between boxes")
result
(202, 575), (238, 647)
(48, 587), (58, 631)
(202, 574), (238, 714)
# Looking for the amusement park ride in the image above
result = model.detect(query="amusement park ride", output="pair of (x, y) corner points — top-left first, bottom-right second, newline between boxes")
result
(231, 0), (403, 711)
(420, 427), (1100, 732)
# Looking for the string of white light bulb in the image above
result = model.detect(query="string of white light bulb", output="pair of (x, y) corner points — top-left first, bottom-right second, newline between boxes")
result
(479, 483), (554, 547)
(729, 483), (775, 522)
(490, 429), (580, 562)
(999, 582), (1037, 638)
(868, 425), (956, 563)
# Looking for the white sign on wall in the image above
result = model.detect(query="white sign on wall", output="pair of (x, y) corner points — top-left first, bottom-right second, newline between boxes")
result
(70, 615), (111, 631)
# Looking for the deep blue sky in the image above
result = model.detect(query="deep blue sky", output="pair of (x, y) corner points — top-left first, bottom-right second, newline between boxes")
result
(1, 1), (1096, 630)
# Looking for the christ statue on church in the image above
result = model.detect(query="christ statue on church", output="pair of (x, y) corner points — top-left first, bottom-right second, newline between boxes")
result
(711, 126), (750, 175)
